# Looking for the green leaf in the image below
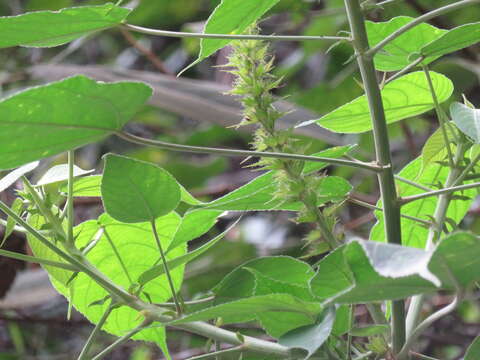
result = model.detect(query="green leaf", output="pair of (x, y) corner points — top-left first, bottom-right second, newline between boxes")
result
(0, 76), (151, 170)
(450, 102), (480, 143)
(1, 198), (24, 247)
(45, 213), (185, 347)
(421, 123), (457, 170)
(36, 164), (93, 186)
(0, 161), (39, 192)
(366, 16), (446, 71)
(63, 174), (199, 206)
(170, 294), (322, 326)
(101, 154), (181, 223)
(182, 0), (280, 72)
(213, 256), (315, 304)
(421, 22), (480, 59)
(279, 307), (336, 360)
(299, 72), (453, 134)
(166, 209), (223, 253)
(311, 232), (480, 303)
(350, 324), (389, 337)
(465, 335), (480, 360)
(370, 155), (475, 247)
(0, 4), (130, 48)
(137, 218), (237, 286)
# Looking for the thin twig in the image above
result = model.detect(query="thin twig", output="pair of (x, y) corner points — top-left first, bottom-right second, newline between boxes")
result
(116, 131), (382, 172)
(400, 181), (480, 205)
(186, 345), (246, 360)
(123, 24), (350, 42)
(0, 248), (77, 271)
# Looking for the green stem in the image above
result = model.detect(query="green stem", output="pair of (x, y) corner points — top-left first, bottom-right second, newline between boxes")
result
(123, 24), (349, 42)
(385, 56), (425, 85)
(187, 346), (245, 360)
(91, 320), (151, 360)
(453, 152), (480, 186)
(410, 352), (441, 360)
(150, 220), (182, 315)
(77, 303), (115, 360)
(115, 131), (382, 172)
(365, 0), (480, 57)
(343, 0), (405, 354)
(400, 181), (480, 204)
(0, 248), (77, 271)
(395, 175), (433, 192)
(347, 197), (432, 226)
(67, 150), (75, 244)
(103, 227), (134, 285)
(422, 65), (455, 169)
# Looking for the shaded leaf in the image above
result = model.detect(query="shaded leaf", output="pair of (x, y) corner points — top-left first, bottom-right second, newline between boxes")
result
(0, 76), (151, 170)
(0, 4), (129, 48)
(350, 324), (389, 337)
(0, 162), (39, 192)
(465, 335), (480, 360)
(101, 154), (180, 223)
(450, 102), (480, 143)
(299, 72), (453, 134)
(279, 307), (336, 360)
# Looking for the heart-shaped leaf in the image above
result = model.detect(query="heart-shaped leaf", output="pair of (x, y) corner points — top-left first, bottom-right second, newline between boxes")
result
(101, 154), (181, 223)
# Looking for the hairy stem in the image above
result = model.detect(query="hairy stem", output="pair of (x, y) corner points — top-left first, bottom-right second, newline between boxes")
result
(344, 0), (405, 355)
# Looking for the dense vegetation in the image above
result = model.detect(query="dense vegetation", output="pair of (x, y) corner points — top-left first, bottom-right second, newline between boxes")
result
(0, 0), (479, 359)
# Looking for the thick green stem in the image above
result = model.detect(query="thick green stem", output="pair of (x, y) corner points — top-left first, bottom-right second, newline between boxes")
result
(343, 0), (405, 355)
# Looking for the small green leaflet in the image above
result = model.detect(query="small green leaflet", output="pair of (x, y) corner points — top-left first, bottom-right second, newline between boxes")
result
(450, 102), (480, 143)
(0, 76), (151, 170)
(311, 232), (480, 303)
(420, 22), (480, 59)
(101, 154), (181, 223)
(180, 0), (280, 74)
(0, 4), (130, 48)
(298, 72), (453, 134)
(366, 16), (446, 71)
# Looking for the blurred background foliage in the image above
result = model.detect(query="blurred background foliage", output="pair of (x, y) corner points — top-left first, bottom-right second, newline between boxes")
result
(0, 0), (479, 359)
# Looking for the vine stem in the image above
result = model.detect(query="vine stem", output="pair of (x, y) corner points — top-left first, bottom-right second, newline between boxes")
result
(77, 302), (115, 360)
(400, 181), (480, 204)
(343, 0), (405, 355)
(365, 0), (480, 57)
(123, 24), (350, 42)
(67, 150), (75, 244)
(115, 131), (382, 172)
(151, 220), (182, 315)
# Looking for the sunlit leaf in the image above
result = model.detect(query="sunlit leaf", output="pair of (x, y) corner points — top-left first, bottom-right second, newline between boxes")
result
(298, 72), (453, 134)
